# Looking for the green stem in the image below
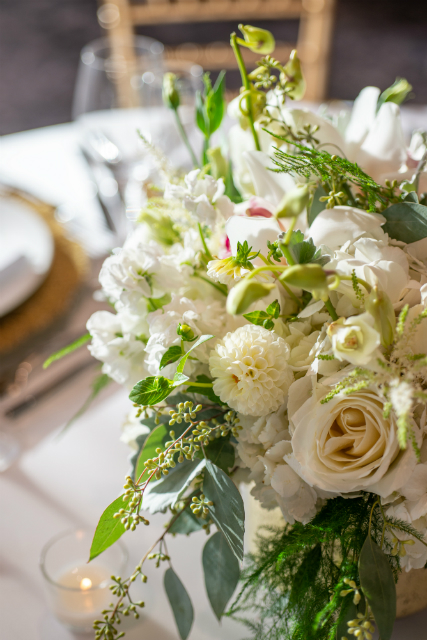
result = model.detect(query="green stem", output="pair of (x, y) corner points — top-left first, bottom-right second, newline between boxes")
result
(193, 273), (228, 296)
(198, 223), (213, 260)
(202, 136), (210, 168)
(279, 280), (301, 307)
(182, 381), (213, 388)
(339, 275), (372, 294)
(325, 298), (339, 321)
(173, 107), (199, 168)
(230, 33), (261, 151)
(281, 245), (295, 266)
(247, 265), (288, 280)
(282, 216), (297, 246)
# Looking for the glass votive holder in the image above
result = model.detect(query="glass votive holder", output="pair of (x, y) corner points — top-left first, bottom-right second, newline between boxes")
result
(40, 528), (128, 633)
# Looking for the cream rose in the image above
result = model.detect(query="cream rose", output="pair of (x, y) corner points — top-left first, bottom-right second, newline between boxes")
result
(287, 384), (417, 495)
(327, 312), (381, 366)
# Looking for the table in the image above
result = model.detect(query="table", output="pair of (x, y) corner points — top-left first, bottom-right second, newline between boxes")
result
(1, 116), (427, 640)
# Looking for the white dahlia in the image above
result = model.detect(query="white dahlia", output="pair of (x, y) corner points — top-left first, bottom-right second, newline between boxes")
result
(209, 325), (294, 416)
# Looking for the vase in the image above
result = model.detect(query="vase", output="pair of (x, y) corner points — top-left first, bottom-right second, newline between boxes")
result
(245, 493), (427, 618)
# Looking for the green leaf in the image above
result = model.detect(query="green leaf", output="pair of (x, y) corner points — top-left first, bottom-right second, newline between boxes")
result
(205, 435), (235, 473)
(266, 299), (280, 319)
(146, 293), (171, 312)
(159, 346), (183, 370)
(202, 531), (240, 620)
(289, 545), (321, 606)
(225, 161), (243, 203)
(403, 191), (419, 203)
(206, 70), (226, 134)
(288, 230), (305, 245)
(172, 372), (190, 386)
(168, 503), (204, 535)
(185, 374), (224, 405)
(308, 184), (327, 226)
(43, 333), (90, 368)
(203, 460), (245, 561)
(134, 424), (169, 482)
(164, 568), (194, 640)
(359, 536), (396, 640)
(175, 334), (214, 375)
(129, 376), (173, 406)
(195, 90), (207, 136)
(263, 318), (274, 330)
(381, 201), (427, 243)
(59, 372), (111, 435)
(89, 494), (129, 561)
(242, 310), (270, 326)
(142, 460), (206, 513)
(335, 600), (358, 640)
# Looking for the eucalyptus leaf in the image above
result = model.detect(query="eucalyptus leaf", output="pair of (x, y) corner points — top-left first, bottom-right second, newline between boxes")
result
(308, 185), (327, 226)
(143, 460), (206, 513)
(89, 494), (129, 561)
(203, 460), (245, 561)
(359, 536), (396, 640)
(134, 424), (169, 482)
(129, 376), (173, 406)
(203, 531), (240, 620)
(160, 346), (183, 370)
(164, 567), (194, 640)
(205, 435), (235, 473)
(381, 201), (427, 243)
(168, 504), (204, 535)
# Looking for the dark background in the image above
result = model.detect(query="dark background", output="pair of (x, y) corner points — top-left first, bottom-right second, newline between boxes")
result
(1, 0), (426, 135)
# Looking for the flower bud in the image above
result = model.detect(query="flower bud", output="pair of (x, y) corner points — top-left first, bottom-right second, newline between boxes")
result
(281, 50), (306, 101)
(162, 72), (180, 110)
(379, 77), (412, 108)
(365, 286), (396, 347)
(274, 184), (310, 218)
(207, 146), (228, 180)
(177, 323), (195, 341)
(279, 264), (329, 300)
(226, 279), (275, 315)
(237, 24), (275, 55)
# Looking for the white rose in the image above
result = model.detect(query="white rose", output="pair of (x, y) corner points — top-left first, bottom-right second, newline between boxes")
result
(288, 382), (417, 495)
(308, 207), (386, 252)
(327, 312), (381, 366)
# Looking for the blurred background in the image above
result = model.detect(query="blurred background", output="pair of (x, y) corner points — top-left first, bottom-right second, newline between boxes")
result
(1, 0), (427, 135)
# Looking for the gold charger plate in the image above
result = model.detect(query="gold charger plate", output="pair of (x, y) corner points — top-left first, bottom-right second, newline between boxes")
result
(0, 188), (88, 355)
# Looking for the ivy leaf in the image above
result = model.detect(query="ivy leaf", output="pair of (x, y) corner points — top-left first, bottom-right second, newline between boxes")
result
(142, 460), (206, 513)
(243, 310), (270, 326)
(266, 299), (280, 319)
(43, 333), (90, 368)
(89, 494), (129, 561)
(176, 334), (214, 375)
(185, 374), (224, 405)
(159, 346), (183, 370)
(164, 568), (194, 640)
(202, 531), (240, 620)
(129, 376), (173, 406)
(205, 434), (235, 473)
(359, 536), (396, 640)
(168, 503), (204, 535)
(203, 460), (245, 561)
(308, 184), (327, 226)
(381, 201), (427, 243)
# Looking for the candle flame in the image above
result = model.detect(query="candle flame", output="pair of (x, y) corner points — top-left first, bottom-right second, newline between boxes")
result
(80, 577), (92, 590)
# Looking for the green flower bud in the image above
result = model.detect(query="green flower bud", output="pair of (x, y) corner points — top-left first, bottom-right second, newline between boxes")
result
(275, 184), (310, 218)
(237, 24), (275, 55)
(365, 286), (396, 347)
(281, 50), (306, 101)
(206, 146), (228, 180)
(177, 323), (195, 341)
(162, 72), (180, 110)
(226, 279), (275, 315)
(280, 264), (329, 300)
(378, 77), (412, 108)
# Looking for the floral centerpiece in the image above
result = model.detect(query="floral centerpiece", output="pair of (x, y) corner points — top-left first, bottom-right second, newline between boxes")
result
(48, 24), (427, 640)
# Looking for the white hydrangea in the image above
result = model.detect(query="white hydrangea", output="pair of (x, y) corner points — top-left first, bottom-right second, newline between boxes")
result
(87, 310), (148, 388)
(237, 407), (320, 524)
(165, 169), (234, 227)
(209, 325), (294, 416)
(145, 295), (228, 378)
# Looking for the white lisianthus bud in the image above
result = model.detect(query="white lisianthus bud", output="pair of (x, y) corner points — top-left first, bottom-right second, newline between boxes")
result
(327, 312), (381, 366)
(237, 24), (275, 55)
(280, 264), (330, 301)
(274, 184), (310, 219)
(281, 50), (306, 101)
(365, 286), (396, 347)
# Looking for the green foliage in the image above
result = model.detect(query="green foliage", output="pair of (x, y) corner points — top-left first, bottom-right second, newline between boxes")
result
(204, 433), (235, 472)
(228, 494), (395, 640)
(381, 201), (427, 243)
(146, 293), (171, 312)
(43, 333), (90, 368)
(286, 233), (329, 266)
(186, 374), (224, 404)
(225, 161), (244, 203)
(203, 531), (240, 620)
(168, 503), (204, 535)
(159, 345), (183, 370)
(130, 376), (174, 406)
(377, 77), (412, 110)
(134, 424), (170, 482)
(243, 299), (281, 331)
(203, 460), (245, 561)
(164, 567), (194, 640)
(308, 185), (328, 226)
(89, 494), (130, 561)
(196, 71), (226, 139)
(142, 459), (206, 514)
(359, 537), (396, 640)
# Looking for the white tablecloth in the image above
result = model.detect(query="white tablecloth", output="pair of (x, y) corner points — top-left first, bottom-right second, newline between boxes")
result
(1, 120), (427, 640)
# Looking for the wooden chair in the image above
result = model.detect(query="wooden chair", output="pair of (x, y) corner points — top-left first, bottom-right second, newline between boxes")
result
(96, 0), (336, 103)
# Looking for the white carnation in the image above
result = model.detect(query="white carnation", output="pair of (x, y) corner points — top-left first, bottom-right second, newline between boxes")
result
(209, 325), (294, 416)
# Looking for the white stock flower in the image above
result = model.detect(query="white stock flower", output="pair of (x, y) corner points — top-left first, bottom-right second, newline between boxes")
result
(327, 312), (381, 366)
(288, 381), (417, 496)
(165, 169), (233, 226)
(209, 325), (294, 416)
(87, 310), (147, 388)
(145, 295), (227, 378)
